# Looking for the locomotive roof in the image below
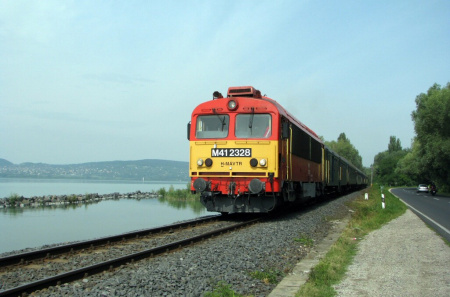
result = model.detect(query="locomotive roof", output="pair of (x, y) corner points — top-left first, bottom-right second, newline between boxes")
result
(192, 86), (322, 143)
(262, 96), (321, 142)
(192, 86), (364, 172)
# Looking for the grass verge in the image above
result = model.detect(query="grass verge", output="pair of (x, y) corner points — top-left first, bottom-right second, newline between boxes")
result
(295, 185), (407, 297)
(203, 281), (245, 297)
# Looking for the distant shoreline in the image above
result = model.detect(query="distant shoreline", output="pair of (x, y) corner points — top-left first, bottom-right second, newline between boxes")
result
(0, 158), (189, 181)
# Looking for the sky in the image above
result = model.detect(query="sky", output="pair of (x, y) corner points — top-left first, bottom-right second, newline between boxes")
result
(1, 0), (449, 168)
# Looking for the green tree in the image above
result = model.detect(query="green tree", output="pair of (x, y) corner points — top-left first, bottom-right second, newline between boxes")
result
(395, 138), (425, 184)
(388, 136), (402, 153)
(411, 82), (450, 191)
(325, 133), (363, 170)
(373, 136), (411, 186)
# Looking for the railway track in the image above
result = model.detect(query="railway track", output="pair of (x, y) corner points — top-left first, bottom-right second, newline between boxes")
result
(0, 215), (221, 267)
(0, 215), (262, 297)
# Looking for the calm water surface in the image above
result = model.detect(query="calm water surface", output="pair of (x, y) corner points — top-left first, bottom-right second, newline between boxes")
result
(0, 178), (188, 198)
(0, 179), (207, 254)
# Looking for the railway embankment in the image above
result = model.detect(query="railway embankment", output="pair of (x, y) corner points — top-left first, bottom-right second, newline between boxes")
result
(270, 187), (450, 297)
(2, 191), (361, 296)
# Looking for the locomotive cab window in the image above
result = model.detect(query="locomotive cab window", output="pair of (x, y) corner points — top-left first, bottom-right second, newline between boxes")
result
(235, 114), (271, 138)
(195, 115), (229, 139)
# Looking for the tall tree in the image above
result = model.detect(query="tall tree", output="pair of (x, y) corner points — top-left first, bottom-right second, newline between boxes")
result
(388, 136), (402, 153)
(411, 82), (450, 190)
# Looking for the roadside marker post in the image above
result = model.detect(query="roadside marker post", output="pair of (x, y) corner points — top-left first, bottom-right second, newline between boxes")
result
(365, 193), (369, 200)
(381, 194), (385, 209)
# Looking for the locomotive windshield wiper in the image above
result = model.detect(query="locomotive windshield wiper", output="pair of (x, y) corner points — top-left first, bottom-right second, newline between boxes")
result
(213, 108), (226, 131)
(219, 116), (226, 131)
(249, 108), (255, 134)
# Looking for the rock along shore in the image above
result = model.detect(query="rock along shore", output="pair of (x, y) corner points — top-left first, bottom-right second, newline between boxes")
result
(0, 191), (161, 208)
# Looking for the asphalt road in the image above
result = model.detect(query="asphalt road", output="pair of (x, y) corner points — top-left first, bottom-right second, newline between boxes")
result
(391, 187), (450, 242)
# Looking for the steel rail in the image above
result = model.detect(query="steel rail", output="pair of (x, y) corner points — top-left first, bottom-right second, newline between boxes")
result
(0, 215), (220, 267)
(0, 217), (260, 297)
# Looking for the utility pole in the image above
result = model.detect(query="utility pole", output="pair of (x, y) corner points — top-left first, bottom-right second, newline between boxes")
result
(371, 164), (373, 187)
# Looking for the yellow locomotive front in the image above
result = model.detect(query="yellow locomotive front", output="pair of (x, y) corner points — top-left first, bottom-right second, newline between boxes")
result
(188, 87), (281, 213)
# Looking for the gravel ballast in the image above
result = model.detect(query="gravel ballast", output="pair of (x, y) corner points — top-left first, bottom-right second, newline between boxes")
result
(8, 192), (362, 297)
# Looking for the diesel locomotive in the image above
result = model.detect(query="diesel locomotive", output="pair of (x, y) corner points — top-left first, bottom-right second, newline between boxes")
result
(187, 86), (367, 213)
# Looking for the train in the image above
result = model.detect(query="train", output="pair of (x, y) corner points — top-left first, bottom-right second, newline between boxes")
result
(187, 86), (368, 213)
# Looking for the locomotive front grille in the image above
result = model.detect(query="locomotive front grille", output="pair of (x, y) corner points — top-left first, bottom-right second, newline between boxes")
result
(232, 172), (266, 176)
(198, 172), (230, 176)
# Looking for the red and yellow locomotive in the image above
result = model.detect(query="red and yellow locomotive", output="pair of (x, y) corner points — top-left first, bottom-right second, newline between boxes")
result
(187, 86), (367, 213)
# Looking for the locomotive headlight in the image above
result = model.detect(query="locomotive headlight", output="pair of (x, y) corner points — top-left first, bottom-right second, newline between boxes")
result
(227, 100), (238, 110)
(205, 158), (213, 167)
(259, 158), (267, 167)
(197, 159), (204, 166)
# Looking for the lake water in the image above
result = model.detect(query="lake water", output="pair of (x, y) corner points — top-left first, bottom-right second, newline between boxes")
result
(0, 179), (207, 254)
(0, 178), (189, 198)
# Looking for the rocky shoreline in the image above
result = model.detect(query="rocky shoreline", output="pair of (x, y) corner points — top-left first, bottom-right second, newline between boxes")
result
(0, 191), (161, 209)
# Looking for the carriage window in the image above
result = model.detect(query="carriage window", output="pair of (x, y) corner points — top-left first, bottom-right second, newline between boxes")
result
(195, 115), (229, 139)
(235, 114), (271, 138)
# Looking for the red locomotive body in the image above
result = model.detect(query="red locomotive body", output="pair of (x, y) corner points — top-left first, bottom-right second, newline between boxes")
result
(188, 86), (367, 213)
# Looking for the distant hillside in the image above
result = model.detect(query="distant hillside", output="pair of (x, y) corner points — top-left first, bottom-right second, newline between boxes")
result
(0, 158), (13, 166)
(0, 159), (189, 181)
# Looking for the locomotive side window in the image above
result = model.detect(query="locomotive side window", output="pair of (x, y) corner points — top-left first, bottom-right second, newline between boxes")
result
(291, 124), (322, 163)
(235, 114), (271, 138)
(195, 115), (229, 139)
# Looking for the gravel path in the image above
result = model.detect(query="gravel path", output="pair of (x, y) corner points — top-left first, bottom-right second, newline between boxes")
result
(17, 192), (360, 297)
(334, 209), (450, 297)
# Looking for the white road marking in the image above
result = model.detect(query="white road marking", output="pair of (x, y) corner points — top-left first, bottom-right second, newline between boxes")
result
(401, 200), (450, 235)
(390, 189), (450, 235)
